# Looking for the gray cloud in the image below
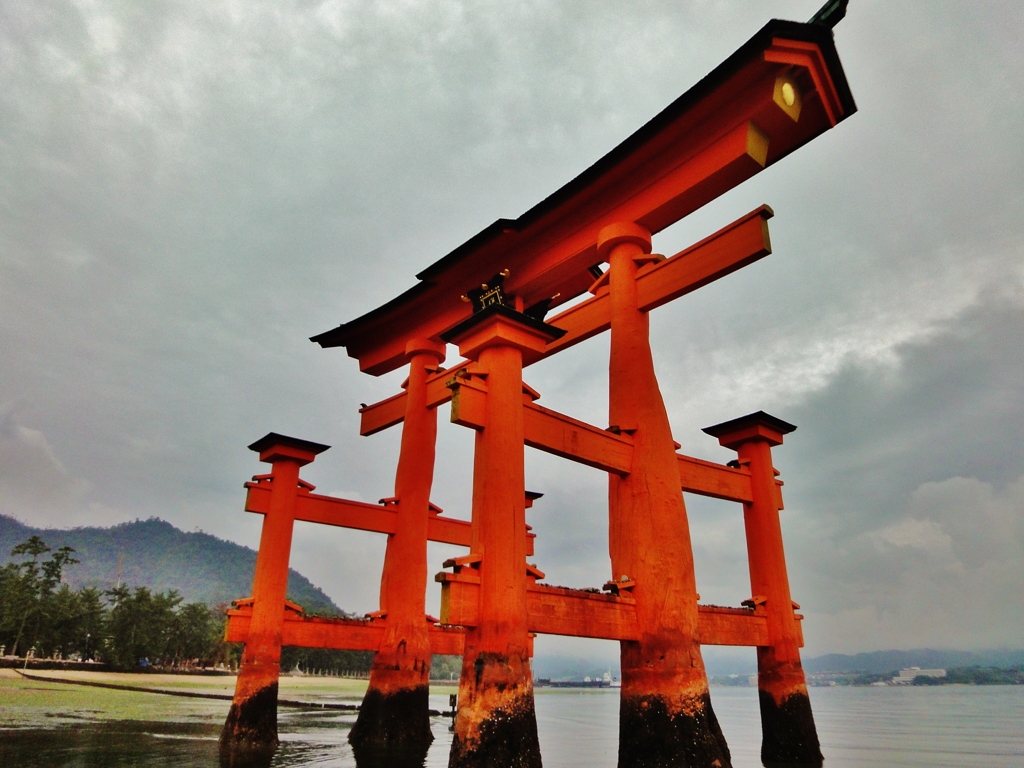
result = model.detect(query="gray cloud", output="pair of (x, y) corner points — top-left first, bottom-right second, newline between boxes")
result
(0, 404), (91, 524)
(1, 1), (1023, 654)
(781, 290), (1024, 651)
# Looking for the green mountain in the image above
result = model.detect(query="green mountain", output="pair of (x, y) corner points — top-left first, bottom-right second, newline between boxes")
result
(0, 514), (344, 615)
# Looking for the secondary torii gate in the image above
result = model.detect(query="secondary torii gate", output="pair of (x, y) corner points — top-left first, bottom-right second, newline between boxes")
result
(220, 12), (855, 768)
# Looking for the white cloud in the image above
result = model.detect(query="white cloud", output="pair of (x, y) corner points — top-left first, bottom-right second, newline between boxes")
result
(871, 518), (953, 555)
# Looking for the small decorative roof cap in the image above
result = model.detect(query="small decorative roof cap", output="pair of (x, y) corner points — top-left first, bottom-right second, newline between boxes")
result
(702, 411), (796, 448)
(248, 433), (331, 465)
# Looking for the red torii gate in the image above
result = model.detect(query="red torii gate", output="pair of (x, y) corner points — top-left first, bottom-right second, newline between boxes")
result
(220, 13), (855, 768)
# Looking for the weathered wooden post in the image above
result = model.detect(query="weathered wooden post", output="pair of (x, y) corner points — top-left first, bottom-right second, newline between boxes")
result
(350, 338), (447, 760)
(442, 302), (564, 768)
(220, 433), (328, 759)
(703, 412), (822, 768)
(602, 222), (731, 768)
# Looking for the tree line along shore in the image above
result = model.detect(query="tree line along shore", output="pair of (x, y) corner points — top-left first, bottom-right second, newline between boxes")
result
(0, 533), (381, 675)
(4, 533), (1020, 686)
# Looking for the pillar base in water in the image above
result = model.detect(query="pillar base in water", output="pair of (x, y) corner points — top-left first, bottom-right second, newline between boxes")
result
(758, 689), (823, 768)
(450, 653), (541, 768)
(349, 684), (433, 756)
(618, 692), (732, 768)
(219, 682), (279, 766)
(450, 692), (541, 768)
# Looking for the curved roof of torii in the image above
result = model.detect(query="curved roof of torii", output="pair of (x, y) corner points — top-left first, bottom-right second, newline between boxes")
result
(312, 18), (856, 375)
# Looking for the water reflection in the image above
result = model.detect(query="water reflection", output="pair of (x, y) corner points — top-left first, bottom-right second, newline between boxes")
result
(349, 741), (431, 768)
(0, 720), (224, 767)
(221, 707), (452, 768)
(0, 711), (436, 768)
(5, 687), (1024, 767)
(219, 740), (276, 768)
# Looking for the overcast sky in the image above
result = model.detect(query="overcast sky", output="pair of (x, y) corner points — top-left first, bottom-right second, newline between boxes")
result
(2, 0), (1023, 661)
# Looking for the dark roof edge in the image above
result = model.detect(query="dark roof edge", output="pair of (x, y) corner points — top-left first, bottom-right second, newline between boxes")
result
(701, 410), (797, 438)
(310, 278), (432, 347)
(313, 18), (856, 350)
(415, 19), (854, 283)
(248, 432), (331, 455)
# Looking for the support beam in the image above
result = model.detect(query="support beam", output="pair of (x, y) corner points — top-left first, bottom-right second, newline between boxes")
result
(244, 480), (534, 555)
(453, 381), (767, 506)
(524, 402), (633, 474)
(451, 380), (634, 475)
(358, 206), (772, 436)
(319, 121), (774, 376)
(544, 205), (772, 355)
(435, 575), (786, 647)
(225, 610), (466, 656)
(359, 362), (470, 435)
(224, 585), (791, 654)
(677, 453), (754, 503)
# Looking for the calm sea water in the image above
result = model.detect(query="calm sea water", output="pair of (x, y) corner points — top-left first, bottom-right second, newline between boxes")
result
(2, 686), (1022, 767)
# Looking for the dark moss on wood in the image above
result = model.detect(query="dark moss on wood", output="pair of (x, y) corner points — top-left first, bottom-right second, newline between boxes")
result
(759, 690), (822, 768)
(449, 693), (542, 768)
(218, 684), (278, 753)
(349, 684), (433, 752)
(618, 692), (732, 768)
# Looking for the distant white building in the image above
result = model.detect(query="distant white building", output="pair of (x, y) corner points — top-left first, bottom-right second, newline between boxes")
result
(892, 667), (946, 685)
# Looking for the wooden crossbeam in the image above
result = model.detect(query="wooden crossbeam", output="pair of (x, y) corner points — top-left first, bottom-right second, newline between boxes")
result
(525, 583), (641, 642)
(358, 207), (771, 436)
(450, 385), (764, 504)
(225, 610), (466, 656)
(225, 580), (795, 651)
(358, 361), (471, 436)
(450, 381), (634, 475)
(523, 402), (633, 475)
(244, 481), (535, 555)
(436, 575), (787, 647)
(675, 455), (785, 507)
(544, 205), (772, 355)
(677, 454), (753, 504)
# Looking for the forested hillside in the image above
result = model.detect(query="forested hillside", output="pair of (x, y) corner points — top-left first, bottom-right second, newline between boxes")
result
(0, 515), (343, 615)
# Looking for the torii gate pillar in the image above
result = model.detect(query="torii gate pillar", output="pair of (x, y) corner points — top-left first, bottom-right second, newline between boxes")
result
(442, 304), (564, 768)
(220, 434), (329, 761)
(349, 339), (447, 761)
(704, 412), (822, 768)
(602, 223), (731, 767)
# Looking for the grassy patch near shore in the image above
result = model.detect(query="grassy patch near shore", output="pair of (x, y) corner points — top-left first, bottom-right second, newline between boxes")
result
(8, 668), (369, 695)
(0, 668), (373, 729)
(0, 669), (228, 728)
(1, 669), (469, 732)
